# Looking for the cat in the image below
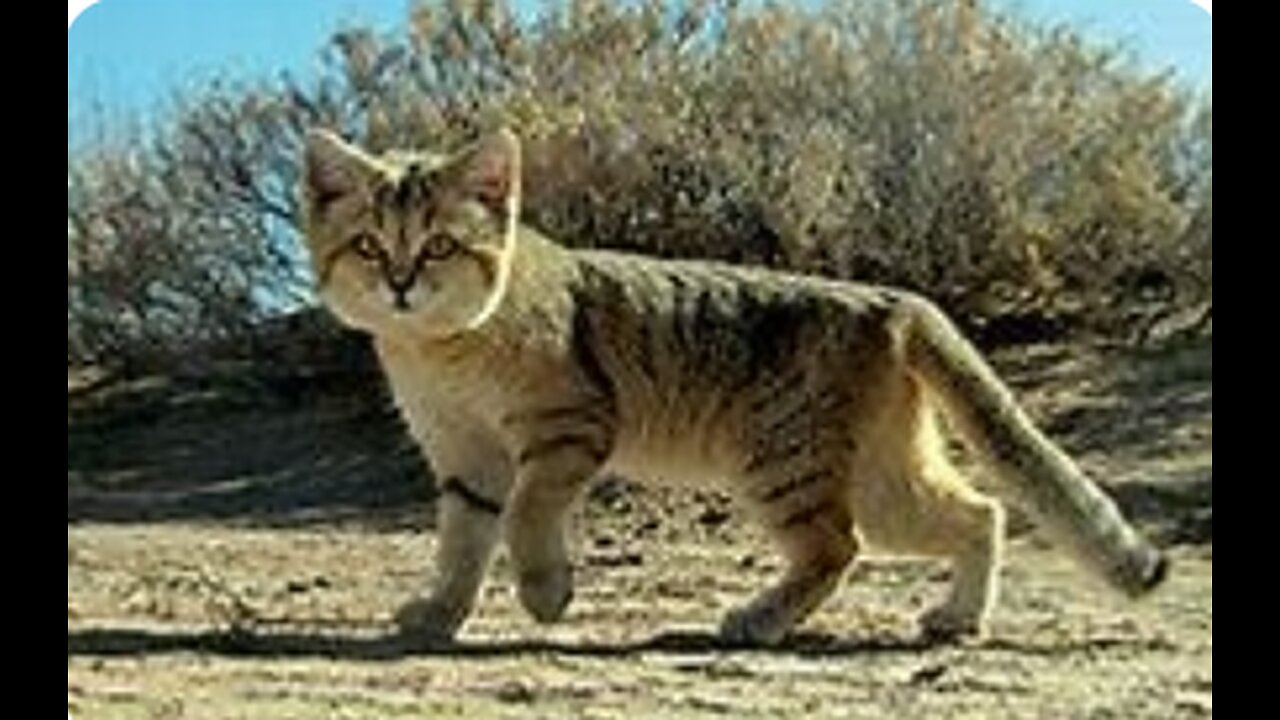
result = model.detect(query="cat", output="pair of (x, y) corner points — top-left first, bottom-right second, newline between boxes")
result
(299, 127), (1167, 646)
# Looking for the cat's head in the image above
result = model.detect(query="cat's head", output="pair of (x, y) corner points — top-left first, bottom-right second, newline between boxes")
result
(301, 129), (520, 338)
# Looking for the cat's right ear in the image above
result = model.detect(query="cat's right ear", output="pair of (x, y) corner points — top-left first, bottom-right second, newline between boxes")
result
(303, 129), (373, 215)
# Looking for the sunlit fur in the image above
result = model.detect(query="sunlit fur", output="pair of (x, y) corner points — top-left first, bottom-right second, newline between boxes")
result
(300, 129), (1167, 647)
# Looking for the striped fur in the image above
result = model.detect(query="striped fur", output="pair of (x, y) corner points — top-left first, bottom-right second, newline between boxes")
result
(302, 129), (1167, 646)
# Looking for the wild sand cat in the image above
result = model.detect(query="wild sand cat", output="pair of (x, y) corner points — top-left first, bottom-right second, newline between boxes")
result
(300, 128), (1167, 646)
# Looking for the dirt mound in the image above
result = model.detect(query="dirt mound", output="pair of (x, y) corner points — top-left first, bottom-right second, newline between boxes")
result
(68, 318), (425, 528)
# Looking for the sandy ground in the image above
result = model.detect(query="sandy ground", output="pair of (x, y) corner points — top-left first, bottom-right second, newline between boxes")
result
(68, 340), (1211, 719)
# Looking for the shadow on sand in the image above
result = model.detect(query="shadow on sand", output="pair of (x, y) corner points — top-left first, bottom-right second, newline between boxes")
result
(68, 622), (1172, 663)
(67, 624), (944, 662)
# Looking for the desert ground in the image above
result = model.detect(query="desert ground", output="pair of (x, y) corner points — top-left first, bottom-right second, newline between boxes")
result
(68, 338), (1211, 719)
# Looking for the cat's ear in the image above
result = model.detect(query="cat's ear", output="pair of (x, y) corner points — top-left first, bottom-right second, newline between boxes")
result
(454, 128), (522, 220)
(303, 129), (375, 213)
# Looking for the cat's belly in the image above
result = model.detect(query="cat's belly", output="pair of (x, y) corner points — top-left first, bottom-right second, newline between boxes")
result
(603, 405), (740, 489)
(605, 445), (725, 488)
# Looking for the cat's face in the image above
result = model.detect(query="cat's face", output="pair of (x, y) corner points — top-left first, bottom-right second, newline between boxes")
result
(301, 129), (520, 338)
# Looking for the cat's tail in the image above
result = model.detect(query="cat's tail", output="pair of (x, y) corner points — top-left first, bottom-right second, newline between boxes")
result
(896, 296), (1167, 598)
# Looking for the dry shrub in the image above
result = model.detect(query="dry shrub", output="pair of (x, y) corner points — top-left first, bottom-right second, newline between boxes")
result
(67, 0), (1211, 371)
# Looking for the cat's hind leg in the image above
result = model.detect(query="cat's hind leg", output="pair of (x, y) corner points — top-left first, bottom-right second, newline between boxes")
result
(856, 375), (1005, 642)
(721, 481), (859, 646)
(861, 455), (1005, 642)
(908, 469), (1005, 642)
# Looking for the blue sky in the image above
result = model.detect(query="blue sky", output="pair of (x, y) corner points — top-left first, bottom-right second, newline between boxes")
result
(996, 0), (1210, 87)
(68, 0), (1211, 148)
(68, 0), (405, 146)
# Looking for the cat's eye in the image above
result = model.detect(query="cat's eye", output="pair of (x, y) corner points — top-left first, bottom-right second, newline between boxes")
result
(350, 233), (383, 261)
(420, 232), (459, 261)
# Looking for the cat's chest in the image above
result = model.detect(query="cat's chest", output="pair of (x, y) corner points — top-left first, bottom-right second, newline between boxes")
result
(411, 337), (580, 419)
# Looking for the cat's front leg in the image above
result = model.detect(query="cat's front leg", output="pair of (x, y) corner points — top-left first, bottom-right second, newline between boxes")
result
(503, 431), (609, 624)
(395, 472), (509, 643)
(382, 377), (512, 644)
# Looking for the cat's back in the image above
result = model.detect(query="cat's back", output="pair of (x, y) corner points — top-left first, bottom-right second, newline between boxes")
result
(569, 245), (909, 345)
(561, 245), (909, 485)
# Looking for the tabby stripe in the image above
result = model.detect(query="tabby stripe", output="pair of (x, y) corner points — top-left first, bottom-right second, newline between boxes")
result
(757, 396), (812, 437)
(760, 390), (851, 438)
(669, 274), (704, 396)
(747, 364), (807, 413)
(778, 499), (835, 529)
(317, 237), (373, 289)
(668, 274), (695, 355)
(317, 246), (344, 288)
(440, 476), (504, 516)
(461, 245), (500, 287)
(568, 284), (618, 408)
(633, 318), (658, 381)
(744, 437), (809, 475)
(692, 285), (716, 330)
(517, 433), (609, 467)
(502, 404), (607, 429)
(760, 469), (829, 504)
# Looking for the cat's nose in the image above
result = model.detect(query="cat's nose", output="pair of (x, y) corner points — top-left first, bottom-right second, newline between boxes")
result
(387, 276), (415, 312)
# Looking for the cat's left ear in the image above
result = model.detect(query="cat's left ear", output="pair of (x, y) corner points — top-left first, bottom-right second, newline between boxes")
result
(455, 128), (522, 220)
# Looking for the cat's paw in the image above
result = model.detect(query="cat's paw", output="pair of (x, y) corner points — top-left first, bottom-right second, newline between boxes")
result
(517, 565), (574, 624)
(718, 604), (789, 647)
(393, 596), (469, 644)
(917, 604), (986, 644)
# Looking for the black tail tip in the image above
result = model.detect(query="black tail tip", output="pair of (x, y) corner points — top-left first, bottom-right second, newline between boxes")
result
(1123, 549), (1170, 598)
(1143, 552), (1171, 592)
